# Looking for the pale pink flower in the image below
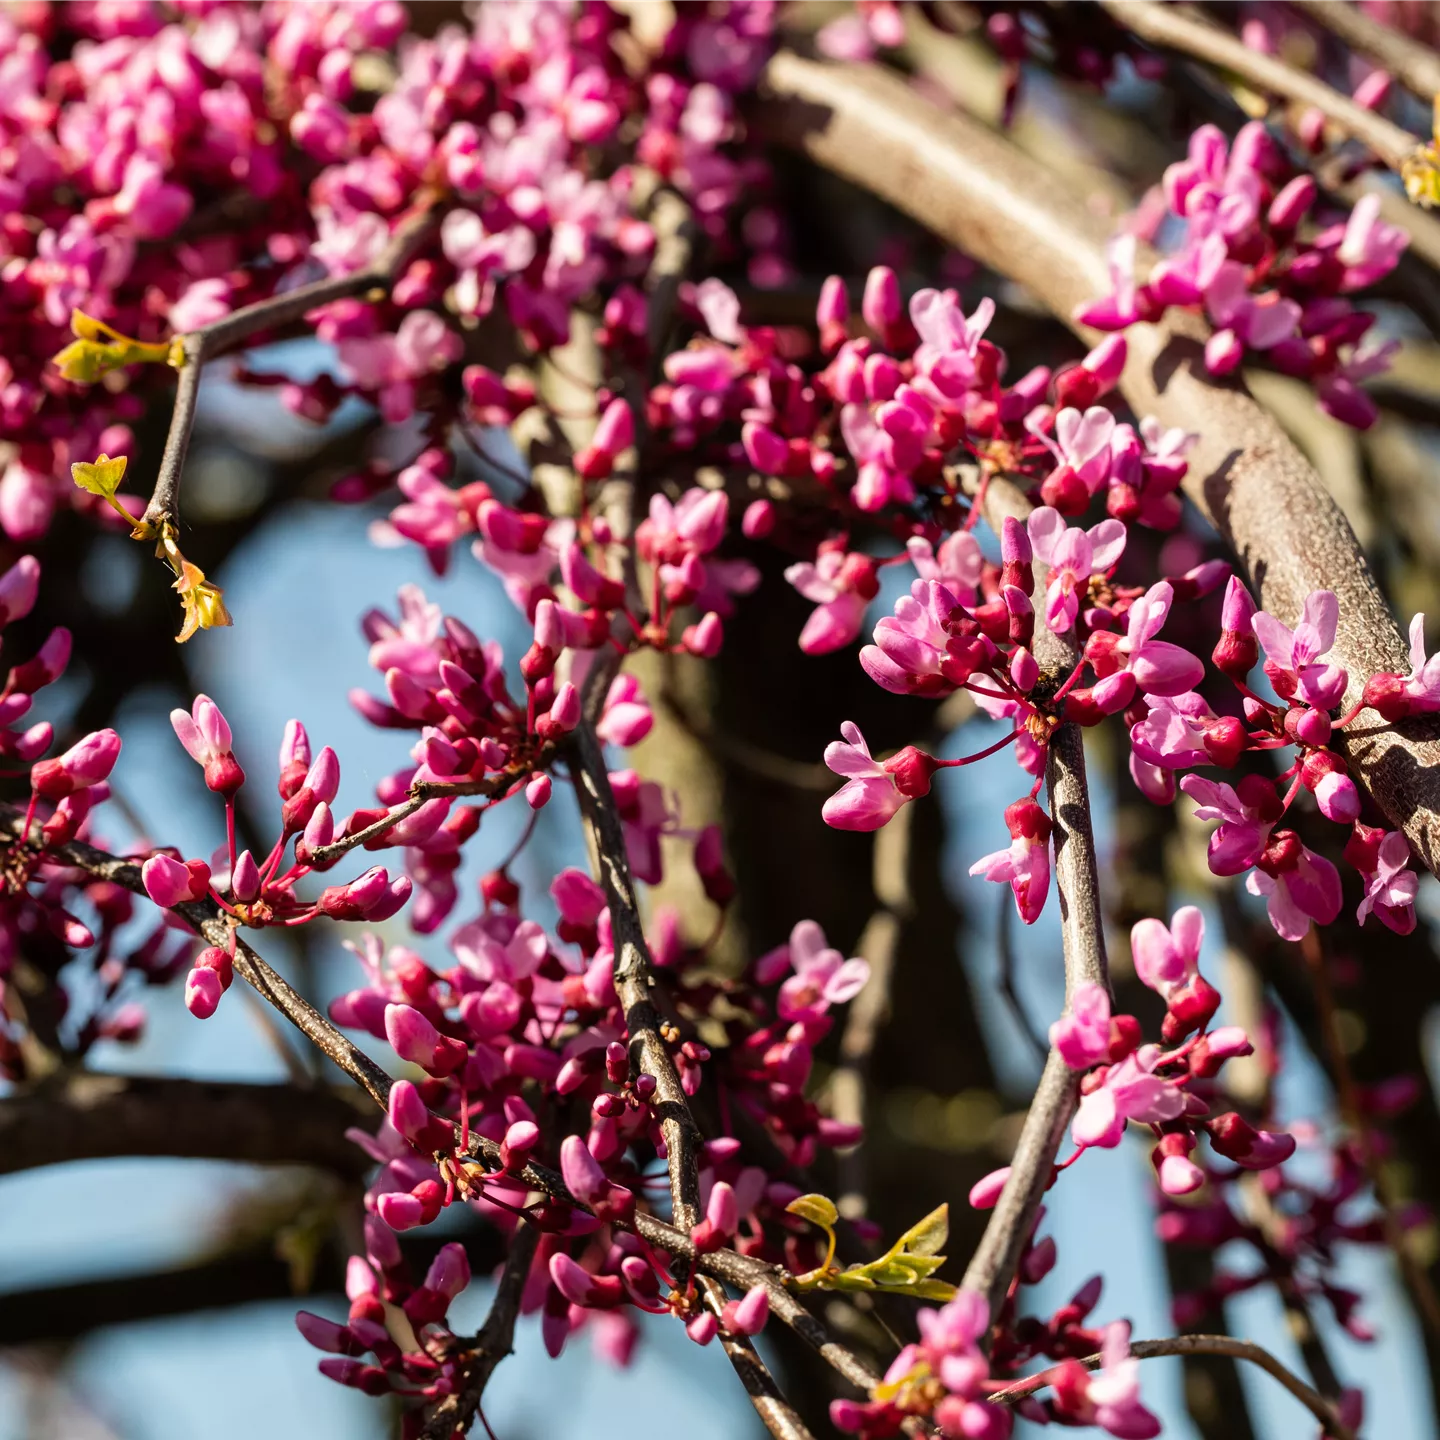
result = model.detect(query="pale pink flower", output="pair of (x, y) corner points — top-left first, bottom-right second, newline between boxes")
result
(1072, 1046), (1185, 1149)
(775, 919), (869, 1022)
(1051, 982), (1112, 1069)
(821, 722), (909, 832)
(1252, 590), (1348, 709)
(1026, 506), (1127, 633)
(1246, 845), (1343, 941)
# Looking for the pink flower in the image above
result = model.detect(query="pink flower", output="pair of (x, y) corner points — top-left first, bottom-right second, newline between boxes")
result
(1130, 907), (1203, 996)
(596, 674), (653, 747)
(1026, 507), (1127, 633)
(171, 694), (245, 796)
(1082, 1323), (1162, 1439)
(1073, 1046), (1185, 1149)
(1348, 826), (1419, 934)
(1252, 590), (1348, 709)
(1180, 773), (1281, 877)
(1332, 193), (1409, 292)
(30, 728), (120, 800)
(821, 722), (909, 831)
(1129, 691), (1244, 773)
(1033, 405), (1117, 495)
(860, 579), (975, 697)
(1086, 582), (1205, 713)
(1076, 234), (1142, 330)
(775, 919), (870, 1022)
(1051, 982), (1112, 1069)
(969, 799), (1052, 925)
(1246, 837), (1342, 941)
(906, 530), (983, 604)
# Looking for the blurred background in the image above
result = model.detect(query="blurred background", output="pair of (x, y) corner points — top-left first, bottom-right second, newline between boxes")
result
(7, 6), (1440, 1439)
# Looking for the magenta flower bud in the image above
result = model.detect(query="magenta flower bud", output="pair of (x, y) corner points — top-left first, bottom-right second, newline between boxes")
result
(384, 1002), (467, 1077)
(141, 855), (189, 909)
(861, 265), (901, 334)
(534, 598), (565, 654)
(1213, 576), (1260, 679)
(1315, 769), (1361, 823)
(552, 868), (605, 927)
(231, 850), (261, 903)
(376, 1192), (425, 1231)
(1010, 646), (1039, 693)
(1267, 174), (1317, 230)
(279, 719), (312, 798)
(723, 1285), (770, 1337)
(817, 274), (849, 329)
(500, 1119), (539, 1172)
(592, 398), (634, 457)
(1082, 334), (1127, 390)
(8, 627), (70, 696)
(560, 1134), (606, 1204)
(1158, 1153), (1205, 1196)
(682, 612), (724, 658)
(969, 1166), (1011, 1210)
(1204, 328), (1245, 376)
(1208, 1112), (1297, 1169)
(0, 554), (39, 627)
(741, 421), (789, 475)
(999, 515), (1033, 595)
(295, 1311), (361, 1355)
(425, 1242), (471, 1300)
(549, 682), (581, 732)
(708, 1180), (738, 1235)
(604, 1041), (628, 1083)
(31, 728), (121, 799)
(556, 1056), (590, 1095)
(15, 722), (52, 762)
(305, 747), (341, 804)
(184, 966), (224, 1020)
(686, 1312), (718, 1346)
(526, 773), (552, 809)
(387, 1079), (432, 1144)
(303, 802), (335, 851)
(1353, 68), (1392, 111)
(741, 498), (776, 539)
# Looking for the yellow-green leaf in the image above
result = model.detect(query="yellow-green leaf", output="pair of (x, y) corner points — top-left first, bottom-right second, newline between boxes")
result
(898, 1203), (949, 1258)
(71, 453), (128, 502)
(786, 1193), (839, 1229)
(903, 1279), (958, 1302)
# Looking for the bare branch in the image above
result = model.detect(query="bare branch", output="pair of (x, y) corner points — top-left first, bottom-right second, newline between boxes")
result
(985, 1334), (1355, 1440)
(0, 1074), (368, 1178)
(419, 1223), (539, 1440)
(1101, 0), (1419, 177)
(144, 198), (443, 529)
(757, 52), (1440, 877)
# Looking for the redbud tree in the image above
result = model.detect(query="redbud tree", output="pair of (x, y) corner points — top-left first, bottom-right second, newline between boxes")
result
(7, 3), (1440, 1438)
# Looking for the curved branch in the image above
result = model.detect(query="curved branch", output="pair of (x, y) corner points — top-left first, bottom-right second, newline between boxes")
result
(1102, 0), (1419, 176)
(986, 1334), (1354, 1440)
(1290, 0), (1440, 112)
(0, 1074), (369, 1178)
(757, 52), (1440, 877)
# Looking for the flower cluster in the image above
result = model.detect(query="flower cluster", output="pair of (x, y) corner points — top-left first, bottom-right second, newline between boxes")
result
(1080, 122), (1407, 428)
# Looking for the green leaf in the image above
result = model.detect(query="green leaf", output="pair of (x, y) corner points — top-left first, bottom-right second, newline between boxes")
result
(898, 1203), (949, 1257)
(902, 1279), (959, 1301)
(786, 1193), (839, 1229)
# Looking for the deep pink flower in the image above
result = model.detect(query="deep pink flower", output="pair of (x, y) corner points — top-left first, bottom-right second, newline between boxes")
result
(1246, 840), (1342, 941)
(1180, 773), (1281, 877)
(1051, 982), (1112, 1069)
(1073, 1046), (1185, 1149)
(171, 694), (245, 796)
(969, 799), (1052, 925)
(1086, 582), (1205, 713)
(821, 722), (909, 831)
(1252, 589), (1348, 708)
(1348, 826), (1419, 934)
(1026, 507), (1127, 632)
(775, 919), (869, 1022)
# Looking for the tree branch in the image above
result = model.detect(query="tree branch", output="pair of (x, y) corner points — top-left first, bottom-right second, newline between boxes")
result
(571, 717), (704, 1239)
(1289, 0), (1440, 112)
(419, 1222), (539, 1440)
(0, 806), (885, 1403)
(985, 1334), (1355, 1440)
(756, 52), (1440, 877)
(143, 198), (443, 529)
(0, 1074), (369, 1178)
(1101, 0), (1419, 177)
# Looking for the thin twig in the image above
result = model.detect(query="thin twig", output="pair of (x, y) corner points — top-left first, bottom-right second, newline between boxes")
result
(143, 197), (443, 529)
(1290, 0), (1440, 109)
(985, 1334), (1354, 1440)
(418, 1223), (539, 1440)
(1101, 0), (1420, 177)
(699, 1274), (817, 1440)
